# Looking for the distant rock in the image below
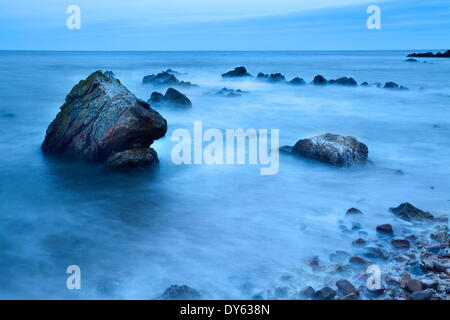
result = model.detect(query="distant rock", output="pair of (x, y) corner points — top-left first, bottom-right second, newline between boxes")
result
(405, 58), (418, 63)
(149, 87), (192, 108)
(214, 87), (246, 97)
(42, 71), (167, 169)
(407, 50), (450, 58)
(222, 66), (252, 78)
(289, 77), (306, 86)
(361, 82), (369, 87)
(329, 77), (358, 86)
(346, 208), (363, 216)
(389, 203), (435, 221)
(257, 72), (286, 83)
(290, 133), (369, 167)
(384, 82), (408, 90)
(161, 285), (201, 300)
(142, 71), (195, 87)
(312, 75), (327, 85)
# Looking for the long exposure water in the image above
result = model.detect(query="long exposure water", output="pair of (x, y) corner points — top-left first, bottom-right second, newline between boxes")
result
(0, 50), (449, 299)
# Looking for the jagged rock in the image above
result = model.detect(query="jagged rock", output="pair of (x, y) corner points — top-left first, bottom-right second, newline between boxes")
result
(149, 87), (192, 108)
(222, 66), (252, 78)
(313, 75), (327, 85)
(257, 73), (286, 82)
(329, 77), (357, 86)
(142, 71), (195, 87)
(289, 77), (306, 85)
(290, 133), (369, 167)
(42, 71), (167, 168)
(162, 285), (201, 300)
(389, 203), (435, 221)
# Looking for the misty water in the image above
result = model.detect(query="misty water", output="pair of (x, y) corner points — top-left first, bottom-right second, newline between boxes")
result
(0, 51), (449, 299)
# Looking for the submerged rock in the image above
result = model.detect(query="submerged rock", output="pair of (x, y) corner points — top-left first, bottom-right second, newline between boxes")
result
(162, 285), (201, 300)
(384, 82), (408, 90)
(142, 71), (195, 87)
(376, 224), (394, 235)
(222, 66), (252, 78)
(389, 203), (435, 221)
(290, 133), (369, 167)
(214, 87), (246, 97)
(42, 71), (167, 168)
(149, 87), (192, 108)
(105, 148), (158, 169)
(336, 279), (358, 296)
(313, 287), (336, 300)
(405, 58), (418, 63)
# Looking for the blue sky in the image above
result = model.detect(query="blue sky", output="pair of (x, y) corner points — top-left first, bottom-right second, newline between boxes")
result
(0, 0), (449, 50)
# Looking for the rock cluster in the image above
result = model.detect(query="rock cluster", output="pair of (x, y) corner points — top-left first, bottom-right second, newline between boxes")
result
(214, 87), (246, 97)
(407, 50), (450, 58)
(42, 71), (167, 169)
(142, 71), (195, 87)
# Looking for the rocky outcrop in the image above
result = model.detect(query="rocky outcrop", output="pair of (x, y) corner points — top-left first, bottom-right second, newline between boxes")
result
(42, 71), (167, 168)
(407, 50), (450, 58)
(149, 87), (192, 108)
(222, 66), (252, 78)
(142, 71), (195, 87)
(390, 203), (435, 221)
(286, 133), (369, 167)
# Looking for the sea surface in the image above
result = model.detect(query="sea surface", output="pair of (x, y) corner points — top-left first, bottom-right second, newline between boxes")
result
(0, 50), (449, 299)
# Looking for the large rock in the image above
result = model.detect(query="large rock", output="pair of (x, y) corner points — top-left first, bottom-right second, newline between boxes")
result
(389, 203), (435, 221)
(149, 87), (192, 108)
(42, 71), (167, 168)
(290, 133), (369, 167)
(407, 50), (450, 58)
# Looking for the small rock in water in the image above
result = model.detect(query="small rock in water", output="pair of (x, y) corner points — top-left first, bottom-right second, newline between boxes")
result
(222, 66), (252, 78)
(162, 285), (201, 300)
(149, 87), (192, 108)
(328, 77), (357, 86)
(410, 289), (435, 300)
(313, 287), (336, 300)
(405, 279), (423, 292)
(349, 256), (370, 266)
(352, 238), (367, 247)
(391, 239), (410, 249)
(289, 77), (306, 85)
(214, 87), (245, 97)
(421, 278), (439, 290)
(346, 207), (363, 216)
(312, 75), (327, 85)
(105, 148), (158, 169)
(299, 286), (315, 299)
(389, 202), (435, 221)
(376, 224), (394, 235)
(364, 247), (389, 260)
(336, 279), (358, 296)
(143, 71), (195, 87)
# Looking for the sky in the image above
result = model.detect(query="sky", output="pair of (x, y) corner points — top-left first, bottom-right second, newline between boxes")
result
(0, 0), (449, 50)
